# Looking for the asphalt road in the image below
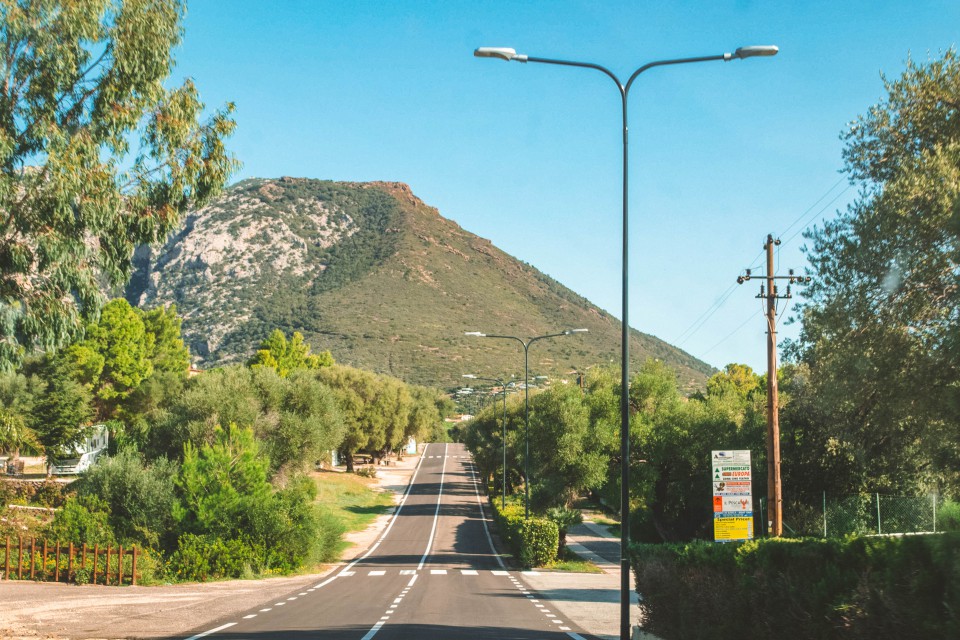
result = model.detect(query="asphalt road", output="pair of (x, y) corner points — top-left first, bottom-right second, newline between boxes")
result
(178, 442), (600, 640)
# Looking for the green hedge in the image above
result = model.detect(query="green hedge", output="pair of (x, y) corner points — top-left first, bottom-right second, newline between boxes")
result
(491, 500), (559, 568)
(631, 533), (960, 640)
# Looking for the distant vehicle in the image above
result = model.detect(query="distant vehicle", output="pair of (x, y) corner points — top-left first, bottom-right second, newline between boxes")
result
(52, 425), (109, 475)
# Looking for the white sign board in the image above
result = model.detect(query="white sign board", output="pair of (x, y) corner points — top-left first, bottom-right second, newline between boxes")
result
(712, 450), (754, 542)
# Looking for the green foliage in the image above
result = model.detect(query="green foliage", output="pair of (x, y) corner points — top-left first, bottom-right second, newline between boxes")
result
(82, 299), (153, 418)
(490, 499), (558, 568)
(46, 496), (117, 547)
(147, 365), (344, 474)
(0, 0), (238, 370)
(317, 364), (415, 468)
(167, 533), (256, 582)
(72, 450), (179, 548)
(519, 518), (559, 568)
(631, 534), (960, 640)
(792, 49), (960, 497)
(172, 424), (328, 577)
(141, 304), (191, 374)
(175, 424), (274, 541)
(248, 329), (334, 377)
(941, 500), (960, 531)
(28, 354), (95, 464)
(528, 383), (607, 510)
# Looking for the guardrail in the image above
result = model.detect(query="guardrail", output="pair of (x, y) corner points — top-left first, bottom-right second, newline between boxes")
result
(2, 535), (139, 585)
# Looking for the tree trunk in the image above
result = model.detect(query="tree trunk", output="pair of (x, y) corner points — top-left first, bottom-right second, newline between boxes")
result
(344, 451), (355, 473)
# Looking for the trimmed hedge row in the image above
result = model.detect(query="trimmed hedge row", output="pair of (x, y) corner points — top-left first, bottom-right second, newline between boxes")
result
(491, 501), (559, 568)
(631, 533), (960, 640)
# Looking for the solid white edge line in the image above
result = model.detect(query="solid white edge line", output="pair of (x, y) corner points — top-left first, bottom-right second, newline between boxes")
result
(465, 446), (507, 569)
(417, 442), (447, 570)
(343, 441), (430, 572)
(184, 622), (236, 640)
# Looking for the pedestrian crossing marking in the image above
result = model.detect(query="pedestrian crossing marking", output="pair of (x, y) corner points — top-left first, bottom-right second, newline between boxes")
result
(369, 570), (386, 576)
(430, 569), (448, 575)
(461, 569), (478, 575)
(399, 569), (416, 575)
(492, 570), (509, 576)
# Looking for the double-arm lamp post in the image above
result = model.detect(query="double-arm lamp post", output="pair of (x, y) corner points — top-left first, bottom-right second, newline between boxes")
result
(474, 44), (778, 640)
(463, 374), (509, 509)
(465, 329), (588, 518)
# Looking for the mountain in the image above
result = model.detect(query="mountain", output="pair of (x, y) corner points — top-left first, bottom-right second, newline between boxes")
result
(129, 178), (715, 391)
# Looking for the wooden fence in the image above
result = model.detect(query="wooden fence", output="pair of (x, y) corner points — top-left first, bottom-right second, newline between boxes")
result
(2, 535), (138, 585)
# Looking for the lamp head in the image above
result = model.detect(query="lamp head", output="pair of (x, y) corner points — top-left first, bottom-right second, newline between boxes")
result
(730, 45), (779, 60)
(462, 374), (477, 379)
(464, 331), (486, 337)
(474, 47), (520, 61)
(564, 328), (589, 335)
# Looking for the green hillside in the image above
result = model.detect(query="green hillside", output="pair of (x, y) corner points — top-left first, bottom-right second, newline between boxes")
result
(131, 178), (714, 391)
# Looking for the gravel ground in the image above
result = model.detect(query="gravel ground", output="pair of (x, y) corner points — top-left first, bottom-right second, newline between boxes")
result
(0, 459), (416, 640)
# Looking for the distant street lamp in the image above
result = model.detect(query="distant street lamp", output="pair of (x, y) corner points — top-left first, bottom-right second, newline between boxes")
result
(474, 43), (778, 640)
(463, 374), (509, 508)
(465, 328), (588, 517)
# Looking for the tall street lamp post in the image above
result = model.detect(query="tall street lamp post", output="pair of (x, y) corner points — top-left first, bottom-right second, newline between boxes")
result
(474, 44), (778, 640)
(463, 374), (509, 509)
(465, 329), (588, 518)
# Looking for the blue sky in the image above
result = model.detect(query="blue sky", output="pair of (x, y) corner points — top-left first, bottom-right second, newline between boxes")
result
(174, 1), (959, 373)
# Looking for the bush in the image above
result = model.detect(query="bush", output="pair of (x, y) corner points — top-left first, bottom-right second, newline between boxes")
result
(167, 533), (257, 582)
(490, 499), (559, 568)
(73, 450), (179, 549)
(45, 496), (117, 547)
(631, 533), (960, 640)
(939, 500), (960, 531)
(519, 518), (559, 568)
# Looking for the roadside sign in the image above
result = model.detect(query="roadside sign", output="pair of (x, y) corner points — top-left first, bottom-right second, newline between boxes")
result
(712, 450), (753, 542)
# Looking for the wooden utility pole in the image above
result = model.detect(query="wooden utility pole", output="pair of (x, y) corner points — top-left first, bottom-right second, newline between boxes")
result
(737, 234), (810, 536)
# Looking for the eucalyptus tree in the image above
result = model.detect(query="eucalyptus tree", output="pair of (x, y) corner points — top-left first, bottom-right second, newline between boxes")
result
(0, 0), (237, 369)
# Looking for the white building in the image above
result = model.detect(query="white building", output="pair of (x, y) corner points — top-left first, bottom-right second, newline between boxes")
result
(52, 424), (109, 475)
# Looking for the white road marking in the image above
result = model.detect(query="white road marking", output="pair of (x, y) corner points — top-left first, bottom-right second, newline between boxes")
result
(344, 444), (430, 573)
(287, 596), (297, 601)
(417, 442), (448, 571)
(430, 569), (448, 575)
(492, 570), (509, 576)
(339, 571), (356, 577)
(369, 570), (386, 576)
(275, 602), (285, 606)
(461, 569), (478, 575)
(242, 614), (257, 619)
(407, 574), (418, 587)
(184, 622), (236, 640)
(361, 621), (386, 640)
(259, 608), (272, 612)
(400, 569), (416, 575)
(314, 576), (338, 588)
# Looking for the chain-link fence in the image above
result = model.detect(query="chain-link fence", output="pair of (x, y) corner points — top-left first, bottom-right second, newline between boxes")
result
(769, 493), (953, 538)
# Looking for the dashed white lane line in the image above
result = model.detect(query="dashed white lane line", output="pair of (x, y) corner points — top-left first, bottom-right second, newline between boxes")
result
(369, 570), (386, 576)
(461, 569), (479, 575)
(430, 569), (448, 575)
(242, 614), (257, 620)
(184, 622), (236, 640)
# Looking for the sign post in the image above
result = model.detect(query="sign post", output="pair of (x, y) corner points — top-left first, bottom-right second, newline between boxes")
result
(712, 450), (754, 542)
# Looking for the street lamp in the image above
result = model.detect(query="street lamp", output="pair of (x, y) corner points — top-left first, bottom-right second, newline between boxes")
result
(463, 374), (509, 509)
(465, 329), (588, 518)
(475, 43), (777, 640)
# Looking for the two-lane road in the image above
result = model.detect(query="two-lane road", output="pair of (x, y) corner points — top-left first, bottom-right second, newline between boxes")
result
(183, 443), (599, 640)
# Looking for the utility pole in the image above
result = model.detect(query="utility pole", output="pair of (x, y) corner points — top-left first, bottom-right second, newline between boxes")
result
(737, 234), (810, 537)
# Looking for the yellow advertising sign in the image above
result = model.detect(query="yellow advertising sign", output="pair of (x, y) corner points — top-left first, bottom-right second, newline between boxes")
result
(714, 516), (753, 542)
